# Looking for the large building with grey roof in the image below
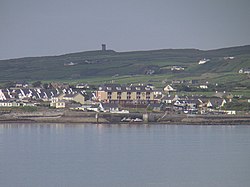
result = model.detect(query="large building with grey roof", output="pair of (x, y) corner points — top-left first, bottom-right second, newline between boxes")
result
(96, 84), (155, 104)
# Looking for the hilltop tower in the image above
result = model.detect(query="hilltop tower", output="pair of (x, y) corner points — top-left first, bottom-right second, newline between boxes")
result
(102, 44), (106, 51)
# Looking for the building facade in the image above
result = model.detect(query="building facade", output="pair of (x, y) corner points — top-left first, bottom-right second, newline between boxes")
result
(96, 84), (155, 104)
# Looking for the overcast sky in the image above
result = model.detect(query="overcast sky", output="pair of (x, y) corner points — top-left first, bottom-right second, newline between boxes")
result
(1, 0), (250, 59)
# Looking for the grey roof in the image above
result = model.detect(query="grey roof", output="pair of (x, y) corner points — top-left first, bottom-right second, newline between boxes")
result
(1, 88), (69, 100)
(101, 103), (119, 109)
(64, 93), (83, 98)
(148, 103), (164, 108)
(98, 84), (153, 92)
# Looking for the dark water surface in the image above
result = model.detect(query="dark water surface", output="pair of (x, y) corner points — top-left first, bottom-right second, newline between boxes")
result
(0, 123), (250, 187)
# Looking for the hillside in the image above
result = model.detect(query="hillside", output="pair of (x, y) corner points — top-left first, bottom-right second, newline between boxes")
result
(0, 45), (250, 86)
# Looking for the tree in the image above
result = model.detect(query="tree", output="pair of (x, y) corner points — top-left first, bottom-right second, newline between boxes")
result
(2, 81), (15, 88)
(32, 81), (42, 88)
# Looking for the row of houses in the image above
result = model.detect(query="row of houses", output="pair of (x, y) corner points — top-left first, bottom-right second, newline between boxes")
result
(0, 88), (86, 109)
(0, 84), (233, 114)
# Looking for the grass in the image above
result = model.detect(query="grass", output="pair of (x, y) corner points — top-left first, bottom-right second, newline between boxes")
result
(0, 45), (250, 89)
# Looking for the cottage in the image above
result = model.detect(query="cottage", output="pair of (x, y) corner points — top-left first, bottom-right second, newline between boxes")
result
(199, 97), (227, 109)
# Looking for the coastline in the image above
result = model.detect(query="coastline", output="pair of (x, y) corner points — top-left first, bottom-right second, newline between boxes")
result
(1, 111), (250, 125)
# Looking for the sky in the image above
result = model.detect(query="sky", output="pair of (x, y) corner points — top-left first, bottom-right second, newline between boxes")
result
(1, 0), (250, 60)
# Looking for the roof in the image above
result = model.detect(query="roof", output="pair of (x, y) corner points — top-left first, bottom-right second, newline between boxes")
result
(64, 93), (81, 98)
(98, 84), (154, 92)
(0, 88), (83, 101)
(101, 103), (119, 109)
(148, 103), (164, 108)
(162, 95), (176, 100)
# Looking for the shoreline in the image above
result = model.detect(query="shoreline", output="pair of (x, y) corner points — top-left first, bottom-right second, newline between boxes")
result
(1, 111), (250, 125)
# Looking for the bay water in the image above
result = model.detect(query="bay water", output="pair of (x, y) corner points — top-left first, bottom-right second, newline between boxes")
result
(0, 123), (250, 187)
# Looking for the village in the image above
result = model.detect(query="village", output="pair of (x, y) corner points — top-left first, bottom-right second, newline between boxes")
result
(1, 80), (249, 118)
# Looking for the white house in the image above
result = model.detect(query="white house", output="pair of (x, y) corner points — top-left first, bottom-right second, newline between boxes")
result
(163, 85), (176, 92)
(0, 100), (20, 107)
(50, 97), (65, 108)
(198, 58), (210, 64)
(199, 85), (208, 89)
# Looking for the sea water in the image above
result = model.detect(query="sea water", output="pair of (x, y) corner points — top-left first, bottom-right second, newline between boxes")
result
(0, 123), (250, 187)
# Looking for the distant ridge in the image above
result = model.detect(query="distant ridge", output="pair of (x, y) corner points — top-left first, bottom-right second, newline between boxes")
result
(0, 45), (249, 83)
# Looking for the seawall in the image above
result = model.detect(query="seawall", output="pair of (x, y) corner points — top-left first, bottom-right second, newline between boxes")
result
(1, 111), (250, 125)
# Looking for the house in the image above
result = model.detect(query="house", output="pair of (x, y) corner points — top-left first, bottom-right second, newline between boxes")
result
(161, 95), (176, 104)
(199, 85), (208, 89)
(173, 98), (200, 110)
(174, 100), (188, 108)
(0, 100), (20, 107)
(0, 88), (86, 104)
(61, 93), (85, 104)
(163, 85), (176, 92)
(198, 58), (210, 64)
(50, 97), (65, 108)
(199, 97), (227, 109)
(96, 84), (155, 104)
(0, 89), (12, 100)
(75, 83), (89, 89)
(64, 62), (77, 66)
(239, 68), (250, 74)
(207, 98), (227, 109)
(153, 89), (163, 97)
(99, 103), (120, 113)
(224, 57), (235, 60)
(172, 80), (183, 84)
(15, 81), (29, 88)
(50, 82), (70, 89)
(87, 104), (100, 112)
(22, 101), (38, 107)
(185, 99), (200, 109)
(154, 95), (164, 103)
(171, 66), (185, 71)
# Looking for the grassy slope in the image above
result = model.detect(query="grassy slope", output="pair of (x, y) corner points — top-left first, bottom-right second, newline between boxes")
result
(0, 46), (250, 87)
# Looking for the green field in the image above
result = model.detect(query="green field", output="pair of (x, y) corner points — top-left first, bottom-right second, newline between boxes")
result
(0, 45), (250, 88)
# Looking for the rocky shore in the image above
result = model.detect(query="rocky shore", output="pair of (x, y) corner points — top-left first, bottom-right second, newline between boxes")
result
(1, 111), (250, 125)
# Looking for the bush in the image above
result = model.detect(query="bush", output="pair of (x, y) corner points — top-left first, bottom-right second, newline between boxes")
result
(21, 106), (38, 112)
(223, 100), (250, 111)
